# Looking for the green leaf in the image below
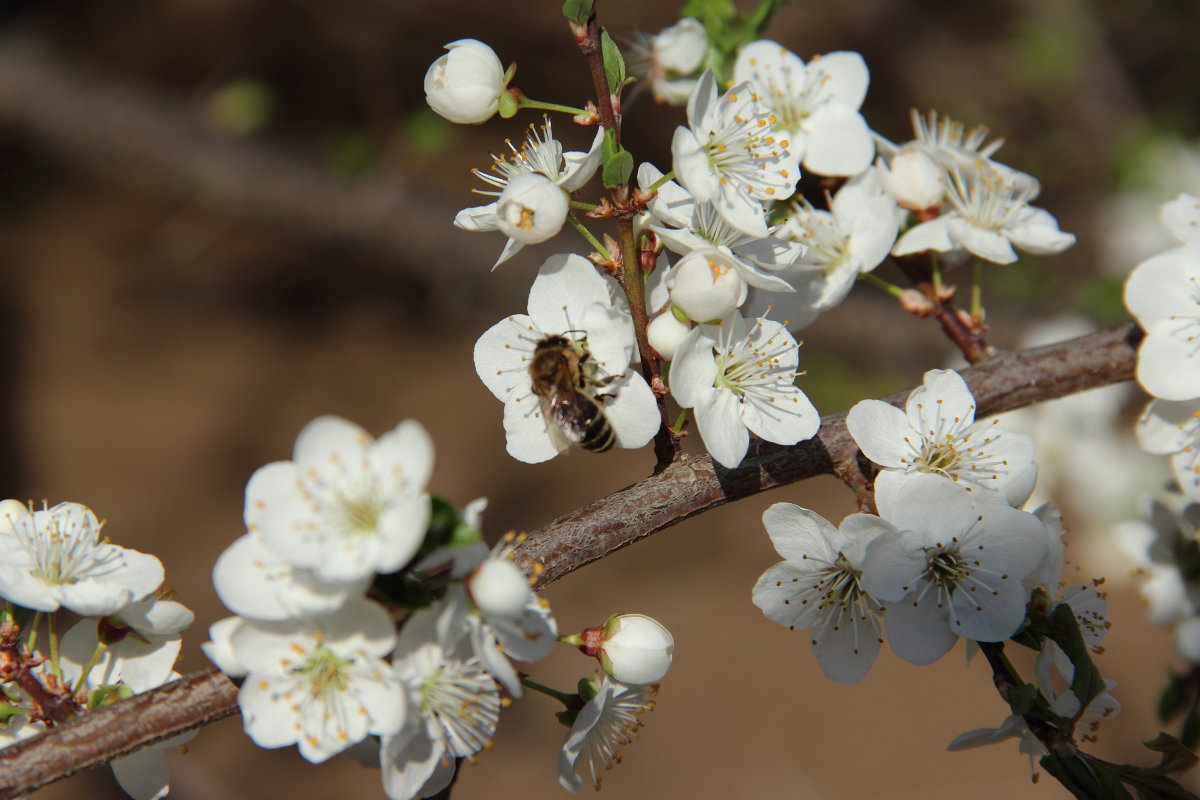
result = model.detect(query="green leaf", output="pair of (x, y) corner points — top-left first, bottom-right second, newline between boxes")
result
(1158, 672), (1190, 722)
(1006, 682), (1040, 716)
(600, 29), (626, 95)
(1143, 732), (1200, 775)
(1045, 602), (1106, 710)
(1040, 754), (1108, 799)
(562, 0), (594, 24)
(1181, 707), (1200, 751)
(601, 129), (633, 188)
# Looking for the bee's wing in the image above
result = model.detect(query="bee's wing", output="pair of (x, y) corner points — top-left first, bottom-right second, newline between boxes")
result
(538, 393), (575, 453)
(548, 392), (597, 445)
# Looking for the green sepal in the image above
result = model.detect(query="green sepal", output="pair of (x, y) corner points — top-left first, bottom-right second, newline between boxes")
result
(679, 0), (792, 83)
(371, 571), (434, 610)
(0, 700), (26, 724)
(1181, 706), (1200, 750)
(601, 129), (633, 188)
(600, 29), (626, 95)
(497, 91), (518, 119)
(1044, 601), (1106, 711)
(577, 676), (599, 702)
(87, 683), (134, 710)
(561, 0), (594, 24)
(555, 707), (580, 728)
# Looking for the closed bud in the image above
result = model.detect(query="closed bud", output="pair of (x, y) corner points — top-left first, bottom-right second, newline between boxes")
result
(667, 248), (747, 322)
(468, 557), (532, 621)
(424, 39), (508, 125)
(878, 147), (945, 211)
(647, 311), (692, 361)
(577, 613), (674, 685)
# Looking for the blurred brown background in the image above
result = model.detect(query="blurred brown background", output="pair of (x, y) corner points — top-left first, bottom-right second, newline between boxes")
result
(2, 0), (1195, 797)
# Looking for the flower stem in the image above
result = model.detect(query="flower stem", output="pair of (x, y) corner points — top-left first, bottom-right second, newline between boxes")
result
(971, 258), (983, 321)
(860, 272), (905, 298)
(47, 614), (62, 681)
(516, 97), (590, 117)
(567, 214), (612, 262)
(521, 676), (578, 708)
(646, 171), (676, 193)
(670, 409), (690, 435)
(72, 641), (109, 697)
(25, 610), (41, 653)
(570, 199), (598, 211)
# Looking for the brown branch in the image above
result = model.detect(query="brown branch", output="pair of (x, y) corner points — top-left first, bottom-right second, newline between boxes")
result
(516, 324), (1143, 588)
(0, 323), (1141, 797)
(0, 669), (239, 799)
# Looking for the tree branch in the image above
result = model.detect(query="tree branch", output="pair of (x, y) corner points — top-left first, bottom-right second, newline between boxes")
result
(0, 323), (1142, 797)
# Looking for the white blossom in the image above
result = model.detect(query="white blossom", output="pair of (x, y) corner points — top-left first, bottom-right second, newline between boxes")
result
(647, 310), (692, 361)
(666, 248), (748, 322)
(1124, 237), (1200, 400)
(1137, 398), (1200, 499)
(744, 166), (901, 326)
(846, 368), (1037, 510)
(246, 416), (432, 584)
(424, 39), (507, 125)
(0, 500), (163, 617)
(671, 70), (799, 238)
(893, 162), (1075, 263)
(753, 503), (887, 684)
(494, 172), (570, 245)
(861, 474), (1048, 665)
(579, 613), (674, 686)
(733, 42), (874, 177)
(625, 18), (707, 106)
(473, 253), (658, 463)
(455, 119), (604, 267)
(558, 674), (657, 793)
(231, 599), (406, 764)
(669, 313), (819, 469)
(381, 607), (501, 800)
(877, 146), (946, 211)
(60, 596), (194, 694)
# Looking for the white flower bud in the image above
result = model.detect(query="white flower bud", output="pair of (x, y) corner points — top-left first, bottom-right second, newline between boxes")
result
(594, 613), (674, 685)
(647, 310), (692, 361)
(666, 248), (748, 322)
(878, 147), (945, 211)
(495, 173), (569, 245)
(467, 557), (532, 621)
(424, 39), (507, 125)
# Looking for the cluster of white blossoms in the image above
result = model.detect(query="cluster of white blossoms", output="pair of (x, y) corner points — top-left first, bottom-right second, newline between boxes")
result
(1118, 192), (1200, 671)
(753, 368), (1116, 770)
(0, 499), (193, 800)
(203, 414), (674, 796)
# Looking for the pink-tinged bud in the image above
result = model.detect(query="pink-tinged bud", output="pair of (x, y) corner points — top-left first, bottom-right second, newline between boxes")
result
(647, 311), (692, 361)
(495, 173), (569, 245)
(878, 147), (945, 211)
(667, 248), (747, 322)
(577, 613), (674, 685)
(424, 39), (508, 125)
(467, 557), (532, 621)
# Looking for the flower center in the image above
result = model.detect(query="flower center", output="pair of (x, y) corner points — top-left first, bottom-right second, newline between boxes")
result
(339, 494), (384, 535)
(925, 546), (967, 591)
(295, 645), (350, 700)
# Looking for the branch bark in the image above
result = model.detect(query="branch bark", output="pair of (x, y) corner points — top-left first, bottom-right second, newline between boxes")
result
(0, 323), (1142, 797)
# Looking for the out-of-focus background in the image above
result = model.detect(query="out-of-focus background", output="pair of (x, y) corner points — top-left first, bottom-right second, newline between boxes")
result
(3, 0), (1197, 797)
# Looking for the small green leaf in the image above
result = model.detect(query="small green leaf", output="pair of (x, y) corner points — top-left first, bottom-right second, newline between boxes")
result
(561, 0), (594, 24)
(1045, 602), (1106, 710)
(600, 29), (626, 95)
(1182, 707), (1200, 751)
(1006, 682), (1040, 716)
(1143, 732), (1200, 775)
(601, 129), (633, 188)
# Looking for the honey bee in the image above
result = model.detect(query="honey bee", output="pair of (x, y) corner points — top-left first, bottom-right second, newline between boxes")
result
(528, 333), (616, 453)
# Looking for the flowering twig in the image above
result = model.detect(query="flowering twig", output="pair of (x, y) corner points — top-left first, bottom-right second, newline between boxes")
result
(0, 324), (1141, 797)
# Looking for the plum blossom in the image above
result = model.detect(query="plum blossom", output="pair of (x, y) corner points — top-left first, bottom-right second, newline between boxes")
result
(245, 416), (433, 584)
(733, 42), (874, 177)
(473, 253), (658, 463)
(625, 17), (708, 105)
(381, 607), (501, 800)
(571, 613), (675, 686)
(455, 119), (604, 267)
(558, 674), (657, 792)
(846, 368), (1036, 511)
(861, 474), (1048, 665)
(0, 500), (164, 617)
(669, 313), (819, 469)
(744, 166), (901, 326)
(424, 39), (508, 125)
(753, 503), (887, 684)
(671, 70), (800, 238)
(228, 599), (406, 764)
(1124, 221), (1200, 400)
(1137, 398), (1200, 500)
